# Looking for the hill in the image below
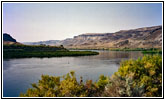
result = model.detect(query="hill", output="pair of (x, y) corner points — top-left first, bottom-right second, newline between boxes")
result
(23, 25), (162, 49)
(3, 33), (16, 42)
(3, 33), (22, 45)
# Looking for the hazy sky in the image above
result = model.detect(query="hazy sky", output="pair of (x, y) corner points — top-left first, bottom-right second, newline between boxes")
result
(3, 3), (162, 42)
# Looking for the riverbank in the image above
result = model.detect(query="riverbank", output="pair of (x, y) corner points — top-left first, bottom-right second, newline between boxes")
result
(3, 51), (99, 58)
(3, 44), (99, 58)
(68, 48), (162, 54)
(142, 50), (162, 54)
(68, 47), (161, 51)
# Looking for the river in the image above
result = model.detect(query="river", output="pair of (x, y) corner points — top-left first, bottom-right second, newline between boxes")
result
(3, 51), (144, 97)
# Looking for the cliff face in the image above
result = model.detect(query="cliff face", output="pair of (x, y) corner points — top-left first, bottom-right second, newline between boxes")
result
(23, 25), (162, 49)
(62, 25), (162, 49)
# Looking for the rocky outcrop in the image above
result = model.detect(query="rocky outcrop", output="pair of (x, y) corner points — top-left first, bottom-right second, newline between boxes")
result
(3, 33), (21, 45)
(3, 33), (16, 42)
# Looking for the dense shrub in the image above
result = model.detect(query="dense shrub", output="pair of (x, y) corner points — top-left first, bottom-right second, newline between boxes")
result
(20, 71), (105, 97)
(104, 55), (162, 97)
(103, 74), (145, 97)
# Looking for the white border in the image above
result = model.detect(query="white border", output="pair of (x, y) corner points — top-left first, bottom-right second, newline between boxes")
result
(1, 1), (164, 99)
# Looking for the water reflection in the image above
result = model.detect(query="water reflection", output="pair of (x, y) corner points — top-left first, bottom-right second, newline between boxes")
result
(94, 51), (143, 59)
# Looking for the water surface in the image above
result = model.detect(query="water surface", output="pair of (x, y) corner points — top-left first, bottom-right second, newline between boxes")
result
(3, 51), (143, 97)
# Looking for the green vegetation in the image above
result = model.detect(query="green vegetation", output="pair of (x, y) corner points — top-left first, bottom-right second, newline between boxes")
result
(20, 55), (162, 97)
(3, 44), (99, 58)
(69, 47), (162, 55)
(4, 51), (99, 58)
(109, 47), (161, 51)
(142, 50), (162, 54)
(109, 48), (162, 55)
(20, 71), (105, 97)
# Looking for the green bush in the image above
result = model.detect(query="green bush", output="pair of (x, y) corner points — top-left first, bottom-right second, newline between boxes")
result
(107, 55), (162, 97)
(20, 71), (105, 97)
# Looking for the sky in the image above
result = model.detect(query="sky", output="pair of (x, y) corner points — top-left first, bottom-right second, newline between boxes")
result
(3, 3), (162, 42)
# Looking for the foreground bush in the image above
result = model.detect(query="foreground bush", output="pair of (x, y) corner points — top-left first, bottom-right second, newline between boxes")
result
(20, 55), (162, 97)
(20, 71), (107, 97)
(104, 55), (162, 97)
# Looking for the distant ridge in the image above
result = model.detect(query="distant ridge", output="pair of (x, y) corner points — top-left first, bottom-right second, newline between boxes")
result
(23, 25), (162, 49)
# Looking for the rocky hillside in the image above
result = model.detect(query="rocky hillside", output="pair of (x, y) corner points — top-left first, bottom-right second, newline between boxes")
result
(23, 25), (162, 49)
(3, 33), (21, 45)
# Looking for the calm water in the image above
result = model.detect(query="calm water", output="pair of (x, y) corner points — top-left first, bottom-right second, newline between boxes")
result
(3, 51), (143, 97)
